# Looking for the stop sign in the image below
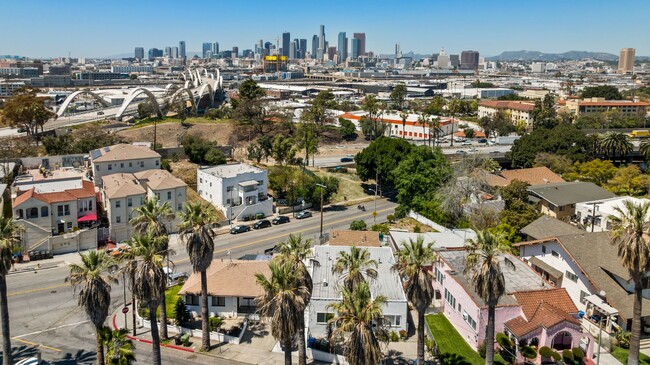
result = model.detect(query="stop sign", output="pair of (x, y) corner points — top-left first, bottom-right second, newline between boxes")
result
(122, 307), (129, 314)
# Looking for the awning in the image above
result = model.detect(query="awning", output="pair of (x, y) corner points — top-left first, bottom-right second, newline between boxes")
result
(238, 180), (258, 187)
(529, 257), (563, 279)
(78, 213), (97, 222)
(584, 294), (618, 316)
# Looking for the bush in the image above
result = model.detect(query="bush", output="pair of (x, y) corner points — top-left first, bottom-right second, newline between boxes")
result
(399, 330), (407, 340)
(562, 349), (574, 362)
(413, 223), (422, 233)
(174, 298), (191, 326)
(161, 159), (172, 172)
(572, 347), (585, 359)
(496, 333), (513, 348)
(390, 331), (399, 342)
(371, 223), (390, 235)
(339, 118), (357, 140)
(138, 306), (149, 319)
(521, 346), (537, 359)
(209, 317), (223, 332)
(539, 346), (554, 358)
(478, 340), (486, 358)
(615, 331), (631, 349)
(350, 220), (367, 231)
(387, 214), (395, 223)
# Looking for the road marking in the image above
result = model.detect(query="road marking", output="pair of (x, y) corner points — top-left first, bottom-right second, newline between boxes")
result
(12, 338), (61, 352)
(13, 320), (90, 339)
(8, 283), (69, 297)
(176, 205), (395, 264)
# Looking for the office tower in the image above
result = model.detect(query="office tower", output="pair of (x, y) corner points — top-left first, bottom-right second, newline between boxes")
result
(311, 35), (318, 59)
(202, 43), (211, 58)
(353, 33), (366, 56)
(293, 38), (300, 58)
(328, 46), (336, 61)
(164, 47), (172, 57)
(232, 47), (239, 58)
(282, 32), (290, 57)
(264, 42), (272, 56)
(134, 47), (144, 60)
(619, 48), (635, 74)
(179, 41), (186, 59)
(317, 25), (325, 60)
(212, 42), (219, 56)
(147, 48), (162, 60)
(437, 48), (449, 68)
(395, 43), (401, 58)
(299, 39), (307, 59)
(450, 54), (460, 68)
(171, 47), (179, 59)
(289, 41), (296, 59)
(351, 38), (360, 59)
(460, 50), (480, 70)
(338, 32), (348, 61)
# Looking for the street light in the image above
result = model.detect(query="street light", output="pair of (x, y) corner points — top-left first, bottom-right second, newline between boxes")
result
(316, 183), (327, 240)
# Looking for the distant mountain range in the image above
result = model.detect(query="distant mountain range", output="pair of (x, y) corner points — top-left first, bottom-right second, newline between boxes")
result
(487, 50), (629, 62)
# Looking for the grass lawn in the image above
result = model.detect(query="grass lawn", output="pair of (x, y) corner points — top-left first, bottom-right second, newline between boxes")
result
(426, 314), (485, 365)
(311, 169), (368, 204)
(611, 346), (650, 365)
(156, 284), (182, 318)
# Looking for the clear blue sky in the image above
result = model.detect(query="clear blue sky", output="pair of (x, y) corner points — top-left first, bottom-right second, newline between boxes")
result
(1, 0), (648, 58)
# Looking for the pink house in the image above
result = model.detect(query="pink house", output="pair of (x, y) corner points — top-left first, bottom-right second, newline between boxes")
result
(433, 250), (593, 359)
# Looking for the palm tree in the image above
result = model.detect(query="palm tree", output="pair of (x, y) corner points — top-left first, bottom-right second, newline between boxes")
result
(429, 117), (442, 147)
(599, 131), (632, 164)
(417, 113), (429, 145)
(640, 139), (650, 162)
(332, 246), (378, 291)
(399, 112), (408, 139)
(178, 201), (217, 352)
(464, 231), (513, 365)
(125, 232), (166, 365)
(392, 237), (436, 365)
(609, 200), (650, 365)
(275, 234), (313, 365)
(256, 260), (309, 365)
(328, 281), (387, 365)
(130, 197), (174, 340)
(101, 327), (136, 365)
(66, 250), (118, 365)
(0, 217), (21, 365)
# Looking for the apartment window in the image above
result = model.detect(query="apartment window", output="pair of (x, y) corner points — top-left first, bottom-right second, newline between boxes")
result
(155, 160), (160, 166)
(140, 197), (144, 205)
(167, 191), (172, 200)
(559, 205), (566, 212)
(108, 164), (112, 170)
(120, 163), (124, 168)
(177, 203), (182, 211)
(580, 291), (589, 304)
(96, 166), (100, 171)
(606, 220), (612, 230)
(139, 161), (145, 167)
(594, 217), (602, 226)
(463, 311), (477, 330)
(26, 207), (38, 219)
(199, 178), (203, 183)
(435, 267), (444, 284)
(566, 271), (578, 282)
(542, 245), (546, 254)
(57, 205), (70, 216)
(209, 182), (212, 187)
(385, 315), (401, 327)
(127, 198), (132, 207)
(257, 180), (264, 186)
(186, 295), (199, 306)
(66, 222), (72, 230)
(226, 185), (234, 192)
(129, 162), (132, 167)
(88, 201), (92, 211)
(444, 288), (456, 309)
(155, 193), (160, 200)
(551, 250), (559, 258)
(41, 207), (48, 217)
(116, 216), (121, 223)
(115, 200), (121, 208)
(15, 209), (23, 219)
(211, 296), (226, 307)
(316, 313), (334, 324)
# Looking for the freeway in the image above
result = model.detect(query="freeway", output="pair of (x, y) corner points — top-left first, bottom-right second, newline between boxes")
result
(4, 199), (396, 364)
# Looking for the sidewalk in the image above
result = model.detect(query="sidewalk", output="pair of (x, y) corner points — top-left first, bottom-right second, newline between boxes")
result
(9, 250), (84, 275)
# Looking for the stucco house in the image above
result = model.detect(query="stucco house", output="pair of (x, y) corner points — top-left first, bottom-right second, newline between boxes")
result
(90, 144), (161, 187)
(527, 182), (615, 221)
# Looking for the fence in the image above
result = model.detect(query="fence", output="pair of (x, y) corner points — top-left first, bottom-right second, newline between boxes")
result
(139, 315), (248, 345)
(408, 210), (449, 232)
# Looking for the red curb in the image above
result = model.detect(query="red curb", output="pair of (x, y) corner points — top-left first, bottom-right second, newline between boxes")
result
(111, 314), (195, 353)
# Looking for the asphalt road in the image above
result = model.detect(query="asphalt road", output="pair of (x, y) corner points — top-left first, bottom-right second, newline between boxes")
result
(4, 198), (397, 364)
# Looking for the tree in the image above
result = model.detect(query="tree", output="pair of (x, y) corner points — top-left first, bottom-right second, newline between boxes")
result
(464, 128), (475, 139)
(274, 234), (314, 365)
(392, 237), (436, 365)
(247, 143), (264, 163)
(178, 201), (217, 351)
(182, 134), (226, 165)
(607, 165), (650, 196)
(66, 250), (117, 365)
(609, 201), (650, 365)
(598, 132), (632, 163)
(328, 282), (387, 365)
(464, 231), (513, 365)
(349, 220), (367, 231)
(271, 135), (296, 165)
(359, 117), (388, 140)
(533, 153), (573, 175)
(125, 232), (166, 365)
(354, 137), (413, 184)
(2, 87), (55, 140)
(0, 218), (22, 365)
(129, 74), (138, 80)
(137, 101), (156, 119)
(238, 79), (265, 101)
(392, 146), (451, 210)
(390, 83), (407, 110)
(564, 159), (617, 186)
(425, 96), (446, 116)
(303, 90), (336, 128)
(332, 246), (378, 291)
(417, 113), (429, 144)
(581, 85), (623, 100)
(296, 123), (318, 167)
(399, 112), (408, 139)
(640, 140), (650, 163)
(508, 123), (591, 168)
(130, 198), (174, 341)
(256, 260), (308, 365)
(101, 327), (136, 365)
(339, 118), (357, 140)
(173, 297), (191, 326)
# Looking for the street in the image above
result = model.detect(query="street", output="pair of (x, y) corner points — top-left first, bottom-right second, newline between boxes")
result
(4, 198), (397, 364)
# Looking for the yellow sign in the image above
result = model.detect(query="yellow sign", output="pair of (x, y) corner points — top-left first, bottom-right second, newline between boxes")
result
(264, 56), (287, 61)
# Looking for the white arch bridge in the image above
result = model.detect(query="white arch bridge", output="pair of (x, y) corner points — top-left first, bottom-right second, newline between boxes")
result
(56, 67), (223, 120)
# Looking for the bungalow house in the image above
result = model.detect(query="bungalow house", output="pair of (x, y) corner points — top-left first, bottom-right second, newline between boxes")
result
(575, 196), (650, 232)
(527, 182), (615, 221)
(520, 215), (584, 241)
(179, 259), (271, 318)
(90, 144), (161, 187)
(485, 167), (565, 188)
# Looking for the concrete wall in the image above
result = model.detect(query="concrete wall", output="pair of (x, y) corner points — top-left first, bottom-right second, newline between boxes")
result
(20, 154), (86, 170)
(49, 228), (97, 254)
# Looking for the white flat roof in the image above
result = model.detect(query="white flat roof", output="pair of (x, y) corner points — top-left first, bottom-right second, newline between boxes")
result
(199, 163), (265, 179)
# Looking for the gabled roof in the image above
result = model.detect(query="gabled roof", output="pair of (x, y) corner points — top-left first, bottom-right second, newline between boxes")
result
(91, 144), (160, 163)
(179, 259), (271, 297)
(13, 180), (96, 208)
(134, 169), (186, 191)
(520, 215), (584, 240)
(527, 182), (616, 206)
(486, 167), (565, 188)
(101, 173), (146, 199)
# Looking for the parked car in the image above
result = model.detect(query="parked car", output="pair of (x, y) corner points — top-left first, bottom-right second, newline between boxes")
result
(478, 138), (487, 143)
(253, 219), (272, 229)
(272, 216), (290, 225)
(456, 150), (467, 155)
(264, 244), (281, 255)
(230, 225), (251, 234)
(295, 211), (312, 219)
(17, 127), (27, 133)
(340, 157), (353, 162)
(15, 358), (40, 365)
(487, 140), (496, 146)
(461, 141), (472, 146)
(97, 111), (105, 115)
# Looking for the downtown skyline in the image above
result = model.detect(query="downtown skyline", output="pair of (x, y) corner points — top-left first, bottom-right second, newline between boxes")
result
(1, 0), (649, 58)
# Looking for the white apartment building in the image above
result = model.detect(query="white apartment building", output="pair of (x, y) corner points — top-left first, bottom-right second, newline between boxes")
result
(90, 144), (161, 187)
(575, 196), (649, 232)
(197, 163), (273, 221)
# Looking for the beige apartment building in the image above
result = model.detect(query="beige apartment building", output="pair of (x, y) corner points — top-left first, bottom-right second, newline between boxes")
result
(618, 48), (635, 74)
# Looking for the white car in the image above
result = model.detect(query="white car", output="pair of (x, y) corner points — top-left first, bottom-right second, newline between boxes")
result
(16, 358), (40, 365)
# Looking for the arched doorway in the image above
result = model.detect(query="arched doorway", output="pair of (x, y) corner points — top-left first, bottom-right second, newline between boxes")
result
(552, 331), (573, 350)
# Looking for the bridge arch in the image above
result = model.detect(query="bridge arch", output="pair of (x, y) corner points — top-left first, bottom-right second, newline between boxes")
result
(169, 88), (197, 114)
(56, 90), (110, 117)
(115, 88), (162, 119)
(197, 83), (214, 107)
(164, 83), (179, 95)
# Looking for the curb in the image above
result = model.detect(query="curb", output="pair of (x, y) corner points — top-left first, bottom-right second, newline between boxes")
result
(8, 264), (60, 275)
(112, 314), (195, 353)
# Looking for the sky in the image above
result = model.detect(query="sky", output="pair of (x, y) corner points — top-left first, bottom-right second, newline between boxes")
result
(1, 0), (648, 59)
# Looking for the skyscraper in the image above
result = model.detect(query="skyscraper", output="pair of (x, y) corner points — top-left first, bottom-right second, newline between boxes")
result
(134, 47), (144, 60)
(460, 50), (480, 70)
(450, 54), (460, 68)
(212, 42), (219, 56)
(282, 32), (291, 58)
(171, 47), (179, 59)
(351, 38), (360, 59)
(202, 43), (211, 58)
(147, 48), (162, 60)
(164, 47), (172, 58)
(353, 33), (366, 56)
(328, 46), (336, 61)
(294, 38), (300, 58)
(264, 42), (272, 56)
(618, 48), (635, 74)
(311, 35), (318, 59)
(299, 39), (307, 59)
(338, 32), (348, 62)
(317, 25), (325, 60)
(232, 47), (239, 58)
(288, 41), (296, 59)
(179, 41), (186, 59)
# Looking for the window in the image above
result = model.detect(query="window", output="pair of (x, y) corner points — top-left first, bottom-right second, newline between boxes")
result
(566, 271), (578, 282)
(96, 166), (100, 171)
(463, 311), (477, 330)
(542, 245), (546, 254)
(115, 200), (121, 208)
(177, 203), (182, 211)
(211, 296), (226, 306)
(140, 197), (144, 205)
(167, 191), (172, 200)
(139, 161), (145, 167)
(120, 163), (124, 168)
(116, 216), (121, 223)
(108, 164), (112, 170)
(41, 207), (48, 217)
(444, 288), (456, 309)
(155, 193), (160, 200)
(26, 207), (38, 219)
(186, 295), (199, 306)
(257, 180), (264, 186)
(226, 185), (234, 192)
(580, 291), (589, 304)
(316, 312), (334, 324)
(155, 160), (160, 166)
(66, 222), (72, 230)
(559, 205), (566, 212)
(15, 209), (23, 219)
(129, 162), (132, 167)
(458, 303), (462, 312)
(127, 198), (132, 207)
(551, 250), (559, 258)
(57, 205), (70, 216)
(606, 220), (612, 230)
(199, 178), (203, 183)
(594, 217), (602, 226)
(435, 267), (444, 284)
(385, 315), (401, 327)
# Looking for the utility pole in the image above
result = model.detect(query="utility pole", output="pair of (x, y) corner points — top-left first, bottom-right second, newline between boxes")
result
(123, 272), (128, 331)
(316, 183), (327, 241)
(589, 202), (602, 232)
(374, 170), (379, 224)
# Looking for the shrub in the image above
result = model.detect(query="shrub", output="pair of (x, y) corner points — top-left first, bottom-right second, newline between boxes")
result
(350, 220), (367, 231)
(370, 223), (390, 235)
(390, 331), (399, 342)
(496, 333), (513, 348)
(138, 306), (149, 319)
(399, 330), (407, 340)
(413, 223), (422, 233)
(478, 340), (487, 358)
(387, 214), (395, 223)
(174, 298), (191, 326)
(615, 331), (631, 349)
(572, 347), (585, 359)
(562, 349), (574, 362)
(161, 159), (172, 172)
(180, 333), (190, 347)
(539, 346), (554, 358)
(521, 346), (537, 359)
(209, 317), (223, 332)
(551, 351), (561, 361)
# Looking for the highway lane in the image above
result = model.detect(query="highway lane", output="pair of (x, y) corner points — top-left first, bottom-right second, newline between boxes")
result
(4, 199), (396, 363)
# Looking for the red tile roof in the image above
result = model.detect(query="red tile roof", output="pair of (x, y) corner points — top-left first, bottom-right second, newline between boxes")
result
(486, 167), (565, 187)
(13, 180), (96, 208)
(479, 100), (535, 112)
(579, 101), (650, 107)
(505, 288), (579, 337)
